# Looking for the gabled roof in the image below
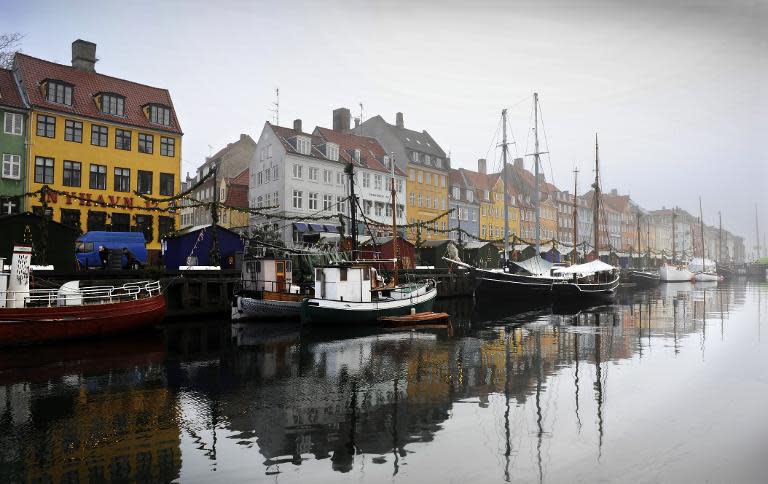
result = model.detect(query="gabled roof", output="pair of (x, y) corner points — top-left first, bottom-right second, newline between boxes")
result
(314, 127), (405, 176)
(229, 168), (249, 186)
(0, 68), (25, 109)
(269, 123), (334, 162)
(364, 115), (447, 158)
(14, 53), (181, 134)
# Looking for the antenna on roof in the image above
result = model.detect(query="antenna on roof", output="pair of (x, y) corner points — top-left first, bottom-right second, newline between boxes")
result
(359, 102), (364, 136)
(270, 88), (280, 126)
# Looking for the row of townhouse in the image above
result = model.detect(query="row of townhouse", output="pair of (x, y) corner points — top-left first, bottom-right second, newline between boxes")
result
(0, 40), (182, 257)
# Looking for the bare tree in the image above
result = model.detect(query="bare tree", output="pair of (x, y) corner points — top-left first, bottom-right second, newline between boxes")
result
(0, 33), (23, 69)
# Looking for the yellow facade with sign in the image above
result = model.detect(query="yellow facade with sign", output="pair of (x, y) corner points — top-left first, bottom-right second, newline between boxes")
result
(27, 110), (181, 251)
(406, 166), (449, 241)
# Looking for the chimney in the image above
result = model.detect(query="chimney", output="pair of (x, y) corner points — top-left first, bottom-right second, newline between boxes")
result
(293, 119), (302, 132)
(240, 133), (247, 141)
(71, 39), (97, 73)
(611, 188), (618, 195)
(354, 117), (360, 129)
(514, 157), (523, 169)
(477, 158), (486, 174)
(395, 112), (404, 128)
(333, 107), (351, 132)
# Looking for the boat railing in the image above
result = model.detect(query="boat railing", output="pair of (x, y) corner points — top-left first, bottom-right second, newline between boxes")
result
(235, 279), (305, 295)
(1, 280), (162, 308)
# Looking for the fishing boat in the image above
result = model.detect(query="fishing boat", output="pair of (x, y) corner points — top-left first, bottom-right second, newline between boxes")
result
(231, 253), (310, 321)
(626, 269), (660, 287)
(301, 152), (437, 324)
(1, 244), (165, 346)
(551, 134), (620, 301)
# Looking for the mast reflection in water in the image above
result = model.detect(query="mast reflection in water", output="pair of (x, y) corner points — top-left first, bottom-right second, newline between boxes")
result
(1, 281), (766, 483)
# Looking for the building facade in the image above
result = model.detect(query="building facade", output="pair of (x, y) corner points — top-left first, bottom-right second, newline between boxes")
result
(447, 168), (480, 242)
(12, 40), (182, 254)
(0, 68), (27, 214)
(358, 112), (449, 242)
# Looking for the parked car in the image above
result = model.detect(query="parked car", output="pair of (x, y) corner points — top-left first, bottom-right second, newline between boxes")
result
(76, 231), (147, 269)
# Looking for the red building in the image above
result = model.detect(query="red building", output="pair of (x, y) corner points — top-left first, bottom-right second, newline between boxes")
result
(359, 236), (416, 271)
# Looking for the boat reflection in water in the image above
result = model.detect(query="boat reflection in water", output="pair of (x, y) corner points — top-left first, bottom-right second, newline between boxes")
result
(0, 281), (764, 483)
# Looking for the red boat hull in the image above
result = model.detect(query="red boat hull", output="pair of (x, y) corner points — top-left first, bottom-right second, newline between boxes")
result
(0, 294), (166, 345)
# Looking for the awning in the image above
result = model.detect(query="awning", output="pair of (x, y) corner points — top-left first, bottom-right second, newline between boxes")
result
(324, 224), (339, 233)
(293, 222), (308, 233)
(512, 256), (553, 276)
(553, 259), (616, 275)
(309, 223), (325, 232)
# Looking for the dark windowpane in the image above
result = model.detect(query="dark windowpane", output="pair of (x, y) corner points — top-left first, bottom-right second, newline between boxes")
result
(89, 164), (107, 190)
(64, 120), (82, 143)
(60, 209), (81, 231)
(63, 160), (81, 187)
(134, 214), (153, 242)
(34, 157), (54, 184)
(91, 125), (108, 147)
(46, 81), (73, 105)
(36, 115), (55, 138)
(159, 216), (175, 238)
(101, 94), (125, 116)
(138, 133), (154, 154)
(114, 167), (130, 192)
(87, 211), (107, 231)
(160, 173), (174, 196)
(160, 137), (175, 157)
(137, 170), (153, 194)
(111, 212), (130, 232)
(115, 129), (131, 151)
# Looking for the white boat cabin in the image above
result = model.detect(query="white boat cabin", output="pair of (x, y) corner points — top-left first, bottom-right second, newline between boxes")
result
(241, 258), (297, 293)
(314, 266), (380, 302)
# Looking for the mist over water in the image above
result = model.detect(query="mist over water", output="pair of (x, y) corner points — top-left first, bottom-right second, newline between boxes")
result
(1, 280), (767, 483)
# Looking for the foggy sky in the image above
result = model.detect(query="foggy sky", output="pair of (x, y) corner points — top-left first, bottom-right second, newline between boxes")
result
(3, 0), (766, 253)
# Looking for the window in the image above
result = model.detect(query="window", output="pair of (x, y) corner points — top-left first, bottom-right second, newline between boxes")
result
(296, 136), (311, 155)
(337, 196), (345, 214)
(273, 165), (279, 180)
(452, 186), (460, 199)
(89, 164), (106, 189)
(375, 203), (383, 216)
(60, 209), (81, 230)
(46, 80), (73, 105)
(1, 154), (21, 180)
(91, 124), (108, 147)
(137, 170), (153, 194)
(62, 120), (83, 143)
(323, 194), (333, 210)
(63, 161), (81, 187)
(418, 193), (423, 207)
(411, 151), (419, 162)
(441, 175), (446, 187)
(256, 195), (263, 207)
(138, 133), (154, 154)
(337, 172), (343, 185)
(115, 129), (131, 150)
(353, 149), (361, 162)
(4, 112), (23, 135)
(425, 154), (431, 165)
(135, 214), (153, 242)
(467, 190), (474, 203)
(160, 173), (174, 196)
(292, 164), (303, 179)
(435, 157), (442, 168)
(374, 174), (382, 190)
(265, 167), (271, 182)
(409, 192), (415, 206)
(425, 172), (431, 185)
(114, 167), (130, 192)
(327, 143), (339, 161)
(86, 211), (105, 231)
(308, 167), (319, 182)
(101, 94), (125, 116)
(292, 190), (303, 209)
(160, 137), (175, 156)
(111, 212), (131, 232)
(417, 171), (423, 183)
(149, 105), (171, 126)
(308, 192), (318, 210)
(362, 172), (370, 188)
(323, 169), (332, 184)
(409, 169), (415, 181)
(159, 216), (175, 238)
(36, 115), (55, 138)
(34, 157), (54, 184)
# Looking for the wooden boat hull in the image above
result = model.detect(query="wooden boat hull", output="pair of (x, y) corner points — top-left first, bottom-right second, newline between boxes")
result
(473, 268), (554, 300)
(0, 295), (166, 346)
(301, 287), (437, 325)
(627, 270), (661, 288)
(552, 276), (620, 302)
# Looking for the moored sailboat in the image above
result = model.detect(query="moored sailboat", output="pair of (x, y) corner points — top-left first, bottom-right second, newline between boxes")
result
(659, 208), (693, 282)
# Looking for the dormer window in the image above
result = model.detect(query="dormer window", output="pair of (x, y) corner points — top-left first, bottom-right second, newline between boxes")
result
(484, 190), (490, 200)
(45, 80), (73, 106)
(452, 186), (460, 199)
(148, 104), (171, 126)
(100, 93), (125, 116)
(353, 149), (361, 162)
(425, 154), (431, 165)
(382, 155), (390, 167)
(326, 143), (339, 161)
(435, 157), (442, 168)
(466, 190), (474, 203)
(296, 136), (311, 155)
(411, 151), (419, 162)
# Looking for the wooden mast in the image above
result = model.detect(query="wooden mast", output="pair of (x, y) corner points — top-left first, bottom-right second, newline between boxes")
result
(592, 134), (600, 260)
(502, 108), (510, 266)
(699, 196), (705, 271)
(533, 93), (541, 257)
(572, 167), (578, 264)
(672, 208), (677, 263)
(391, 155), (399, 286)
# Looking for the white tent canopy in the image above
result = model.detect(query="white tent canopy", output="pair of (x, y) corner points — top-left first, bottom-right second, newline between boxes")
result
(553, 259), (615, 275)
(688, 258), (717, 273)
(512, 256), (553, 276)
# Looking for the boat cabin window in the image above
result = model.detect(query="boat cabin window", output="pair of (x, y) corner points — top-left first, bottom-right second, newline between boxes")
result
(285, 260), (292, 272)
(315, 268), (323, 281)
(339, 268), (348, 281)
(76, 242), (94, 253)
(363, 268), (370, 281)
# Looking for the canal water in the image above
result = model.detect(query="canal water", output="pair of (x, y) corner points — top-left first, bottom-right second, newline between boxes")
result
(1, 281), (767, 483)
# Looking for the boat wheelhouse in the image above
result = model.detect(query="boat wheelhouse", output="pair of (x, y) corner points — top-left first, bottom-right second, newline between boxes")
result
(232, 255), (311, 321)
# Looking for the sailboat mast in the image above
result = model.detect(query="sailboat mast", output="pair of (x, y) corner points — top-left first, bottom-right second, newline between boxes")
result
(592, 134), (600, 260)
(756, 205), (760, 259)
(699, 196), (705, 270)
(672, 208), (677, 263)
(534, 92), (541, 256)
(346, 163), (358, 256)
(391, 155), (399, 286)
(718, 211), (722, 263)
(502, 108), (510, 265)
(572, 168), (578, 264)
(636, 209), (642, 267)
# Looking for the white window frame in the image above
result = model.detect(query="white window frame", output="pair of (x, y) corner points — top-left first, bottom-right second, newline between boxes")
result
(308, 192), (318, 210)
(292, 190), (303, 209)
(327, 143), (339, 161)
(452, 186), (460, 199)
(2, 153), (21, 180)
(323, 169), (332, 184)
(308, 166), (319, 182)
(296, 136), (311, 155)
(374, 174), (382, 190)
(417, 171), (423, 183)
(4, 113), (23, 136)
(292, 164), (303, 179)
(362, 172), (370, 188)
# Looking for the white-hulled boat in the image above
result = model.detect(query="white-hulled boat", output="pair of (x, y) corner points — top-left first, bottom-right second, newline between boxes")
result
(659, 264), (693, 282)
(231, 256), (310, 321)
(301, 265), (437, 324)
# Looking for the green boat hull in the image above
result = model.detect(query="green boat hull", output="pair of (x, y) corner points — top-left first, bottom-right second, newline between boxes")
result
(301, 296), (436, 325)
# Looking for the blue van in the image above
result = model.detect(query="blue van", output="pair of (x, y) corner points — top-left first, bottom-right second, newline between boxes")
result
(76, 232), (148, 269)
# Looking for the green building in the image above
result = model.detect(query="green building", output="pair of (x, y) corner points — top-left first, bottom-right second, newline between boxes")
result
(0, 68), (27, 214)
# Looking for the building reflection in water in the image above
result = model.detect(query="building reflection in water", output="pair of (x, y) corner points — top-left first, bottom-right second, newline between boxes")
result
(0, 281), (751, 483)
(0, 336), (182, 483)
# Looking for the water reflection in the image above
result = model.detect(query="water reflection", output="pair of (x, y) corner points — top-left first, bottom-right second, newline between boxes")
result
(0, 281), (764, 483)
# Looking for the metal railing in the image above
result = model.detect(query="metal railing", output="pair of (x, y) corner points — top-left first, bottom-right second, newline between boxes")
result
(1, 280), (162, 308)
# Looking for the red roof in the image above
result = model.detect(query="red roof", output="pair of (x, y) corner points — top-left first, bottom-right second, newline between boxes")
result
(229, 168), (249, 186)
(314, 127), (405, 176)
(14, 53), (181, 134)
(0, 68), (24, 109)
(226, 184), (249, 209)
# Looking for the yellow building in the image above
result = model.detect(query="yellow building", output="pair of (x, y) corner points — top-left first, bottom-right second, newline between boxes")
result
(407, 163), (449, 241)
(14, 40), (181, 255)
(479, 173), (519, 241)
